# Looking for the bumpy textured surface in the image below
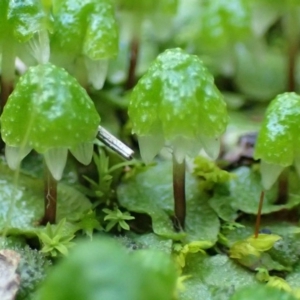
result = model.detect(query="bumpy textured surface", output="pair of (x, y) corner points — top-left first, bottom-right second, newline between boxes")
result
(129, 48), (227, 138)
(3, 0), (48, 42)
(1, 63), (100, 153)
(129, 48), (228, 162)
(52, 0), (118, 59)
(200, 0), (250, 49)
(254, 92), (300, 166)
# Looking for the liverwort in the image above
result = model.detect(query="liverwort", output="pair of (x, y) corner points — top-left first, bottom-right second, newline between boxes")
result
(51, 0), (118, 90)
(0, 63), (100, 224)
(254, 92), (300, 190)
(199, 0), (251, 51)
(0, 0), (51, 108)
(128, 48), (228, 230)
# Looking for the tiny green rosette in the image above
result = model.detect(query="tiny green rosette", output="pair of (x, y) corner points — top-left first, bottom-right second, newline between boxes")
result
(128, 48), (228, 163)
(254, 92), (300, 189)
(1, 63), (100, 180)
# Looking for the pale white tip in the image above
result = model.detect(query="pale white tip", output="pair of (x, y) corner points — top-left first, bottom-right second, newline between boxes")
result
(200, 136), (220, 160)
(85, 58), (108, 90)
(260, 160), (284, 190)
(70, 142), (94, 165)
(138, 133), (164, 164)
(44, 148), (68, 181)
(5, 145), (32, 170)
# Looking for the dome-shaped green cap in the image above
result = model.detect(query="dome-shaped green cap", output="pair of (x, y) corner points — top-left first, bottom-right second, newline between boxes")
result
(1, 63), (100, 180)
(1, 63), (100, 152)
(254, 92), (300, 189)
(128, 48), (228, 163)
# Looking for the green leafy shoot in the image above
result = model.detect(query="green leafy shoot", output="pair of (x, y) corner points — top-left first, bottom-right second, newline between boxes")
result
(218, 222), (245, 246)
(230, 234), (282, 270)
(267, 276), (293, 293)
(256, 267), (270, 282)
(82, 150), (111, 200)
(102, 207), (135, 232)
(38, 219), (75, 257)
(75, 210), (103, 240)
(222, 222), (245, 231)
(230, 234), (281, 259)
(82, 148), (138, 204)
(256, 269), (298, 297)
(247, 234), (282, 252)
(193, 155), (235, 190)
(173, 241), (213, 271)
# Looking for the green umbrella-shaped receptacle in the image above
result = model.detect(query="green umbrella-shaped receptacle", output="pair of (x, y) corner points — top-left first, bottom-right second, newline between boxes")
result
(0, 62), (100, 224)
(51, 0), (118, 89)
(199, 0), (251, 51)
(0, 0), (51, 107)
(128, 48), (228, 229)
(254, 92), (300, 190)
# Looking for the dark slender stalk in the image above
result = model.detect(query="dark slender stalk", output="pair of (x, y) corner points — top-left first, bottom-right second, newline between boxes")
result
(254, 191), (265, 238)
(276, 169), (288, 204)
(41, 164), (57, 225)
(125, 38), (139, 90)
(0, 77), (14, 110)
(0, 35), (15, 111)
(285, 7), (299, 92)
(172, 154), (186, 231)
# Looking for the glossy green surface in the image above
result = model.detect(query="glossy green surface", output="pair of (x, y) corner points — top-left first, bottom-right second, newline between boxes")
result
(1, 63), (100, 153)
(8, 0), (47, 42)
(200, 0), (251, 49)
(51, 0), (118, 59)
(254, 92), (300, 166)
(129, 48), (228, 140)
